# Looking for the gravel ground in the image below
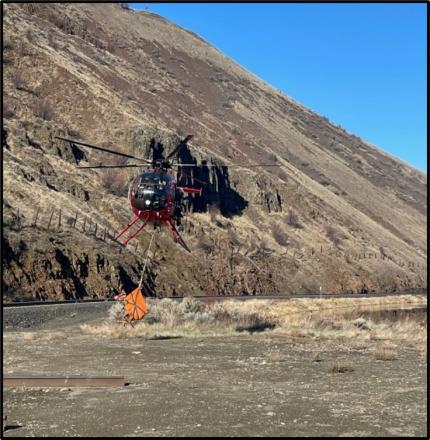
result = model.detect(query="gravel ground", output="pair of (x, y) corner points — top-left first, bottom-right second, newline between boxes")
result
(2, 301), (114, 331)
(2, 307), (427, 437)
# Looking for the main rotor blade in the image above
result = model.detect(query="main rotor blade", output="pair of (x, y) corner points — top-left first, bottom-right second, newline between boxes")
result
(76, 164), (152, 169)
(56, 137), (152, 164)
(173, 163), (281, 168)
(165, 135), (194, 161)
(219, 164), (281, 168)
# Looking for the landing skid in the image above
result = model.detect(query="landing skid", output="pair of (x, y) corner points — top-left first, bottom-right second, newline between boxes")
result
(164, 219), (191, 253)
(115, 215), (147, 245)
(115, 215), (191, 252)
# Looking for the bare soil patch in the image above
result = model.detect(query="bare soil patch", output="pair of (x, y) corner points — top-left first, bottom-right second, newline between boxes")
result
(3, 297), (427, 437)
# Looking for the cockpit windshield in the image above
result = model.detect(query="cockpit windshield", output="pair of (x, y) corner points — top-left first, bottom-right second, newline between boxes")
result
(130, 172), (171, 211)
(139, 172), (170, 191)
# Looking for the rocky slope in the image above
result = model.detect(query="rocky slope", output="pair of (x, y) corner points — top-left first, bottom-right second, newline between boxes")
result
(2, 3), (427, 300)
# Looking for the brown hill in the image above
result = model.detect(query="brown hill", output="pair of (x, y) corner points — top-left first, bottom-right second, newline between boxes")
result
(2, 3), (427, 301)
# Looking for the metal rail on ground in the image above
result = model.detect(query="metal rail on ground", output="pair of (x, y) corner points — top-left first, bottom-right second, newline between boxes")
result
(2, 290), (426, 308)
(3, 376), (125, 388)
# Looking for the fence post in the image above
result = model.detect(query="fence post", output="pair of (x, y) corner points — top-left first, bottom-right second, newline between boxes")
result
(94, 222), (98, 237)
(73, 212), (78, 228)
(58, 209), (62, 229)
(33, 207), (40, 227)
(47, 209), (54, 230)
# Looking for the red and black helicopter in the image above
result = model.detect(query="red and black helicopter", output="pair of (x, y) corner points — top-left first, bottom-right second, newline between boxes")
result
(56, 135), (279, 253)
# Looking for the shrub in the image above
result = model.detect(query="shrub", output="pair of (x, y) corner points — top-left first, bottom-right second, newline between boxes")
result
(197, 236), (215, 254)
(21, 3), (37, 14)
(47, 32), (59, 50)
(272, 224), (288, 246)
(3, 100), (14, 118)
(48, 13), (67, 32)
(208, 204), (219, 223)
(286, 208), (301, 228)
(34, 98), (55, 120)
(403, 237), (415, 246)
(329, 362), (354, 373)
(101, 169), (127, 197)
(375, 345), (396, 361)
(379, 246), (387, 258)
(67, 127), (80, 138)
(179, 296), (206, 316)
(12, 70), (26, 89)
(17, 42), (33, 57)
(3, 38), (13, 50)
(25, 29), (33, 41)
(325, 225), (345, 247)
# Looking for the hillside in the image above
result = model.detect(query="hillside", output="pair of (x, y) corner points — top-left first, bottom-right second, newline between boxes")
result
(2, 3), (427, 301)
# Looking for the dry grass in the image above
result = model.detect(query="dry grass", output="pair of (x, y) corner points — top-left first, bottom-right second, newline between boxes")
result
(416, 339), (427, 358)
(350, 340), (370, 351)
(270, 297), (427, 356)
(16, 330), (65, 342)
(82, 297), (278, 339)
(22, 332), (35, 341)
(312, 352), (324, 362)
(79, 295), (426, 356)
(264, 348), (284, 362)
(39, 331), (65, 342)
(374, 344), (396, 361)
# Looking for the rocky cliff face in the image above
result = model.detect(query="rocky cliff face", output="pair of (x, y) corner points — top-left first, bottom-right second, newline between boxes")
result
(2, 3), (427, 301)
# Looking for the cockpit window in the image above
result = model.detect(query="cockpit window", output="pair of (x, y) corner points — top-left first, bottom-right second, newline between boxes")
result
(139, 172), (170, 187)
(129, 172), (170, 210)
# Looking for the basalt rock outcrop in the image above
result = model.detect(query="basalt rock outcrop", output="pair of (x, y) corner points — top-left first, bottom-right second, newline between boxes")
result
(2, 3), (427, 300)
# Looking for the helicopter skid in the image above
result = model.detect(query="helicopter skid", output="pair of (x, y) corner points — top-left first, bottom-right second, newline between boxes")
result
(116, 210), (191, 252)
(115, 215), (148, 246)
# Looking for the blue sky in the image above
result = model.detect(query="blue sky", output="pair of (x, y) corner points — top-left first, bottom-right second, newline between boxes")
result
(132, 3), (427, 172)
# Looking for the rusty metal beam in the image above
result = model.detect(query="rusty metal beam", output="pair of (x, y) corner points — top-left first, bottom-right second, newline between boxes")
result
(3, 376), (125, 388)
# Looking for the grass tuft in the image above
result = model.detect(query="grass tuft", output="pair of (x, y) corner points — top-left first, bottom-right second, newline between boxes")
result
(374, 345), (396, 361)
(329, 361), (354, 373)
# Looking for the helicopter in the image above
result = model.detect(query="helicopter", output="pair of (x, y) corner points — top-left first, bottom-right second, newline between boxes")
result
(56, 134), (280, 253)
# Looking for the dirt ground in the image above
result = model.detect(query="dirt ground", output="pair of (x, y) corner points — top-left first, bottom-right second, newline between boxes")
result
(3, 307), (427, 437)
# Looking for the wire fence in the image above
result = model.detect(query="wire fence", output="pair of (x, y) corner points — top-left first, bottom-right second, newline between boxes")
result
(7, 206), (426, 269)
(12, 206), (142, 253)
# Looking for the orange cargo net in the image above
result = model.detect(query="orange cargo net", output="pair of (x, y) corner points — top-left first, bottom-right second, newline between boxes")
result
(123, 287), (147, 322)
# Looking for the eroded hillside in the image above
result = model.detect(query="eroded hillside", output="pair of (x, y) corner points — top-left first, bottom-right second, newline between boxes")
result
(2, 3), (427, 300)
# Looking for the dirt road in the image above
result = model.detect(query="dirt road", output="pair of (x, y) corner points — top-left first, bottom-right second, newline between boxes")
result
(3, 314), (427, 437)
